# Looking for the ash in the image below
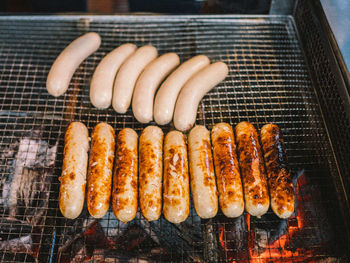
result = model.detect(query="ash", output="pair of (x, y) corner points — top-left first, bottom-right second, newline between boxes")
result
(0, 131), (57, 260)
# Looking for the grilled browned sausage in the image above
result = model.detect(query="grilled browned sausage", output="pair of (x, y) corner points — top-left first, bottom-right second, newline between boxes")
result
(235, 121), (269, 218)
(188, 125), (218, 219)
(139, 126), (163, 221)
(260, 123), (294, 218)
(163, 130), (190, 223)
(211, 123), (244, 218)
(112, 128), (138, 223)
(87, 122), (115, 218)
(59, 122), (89, 219)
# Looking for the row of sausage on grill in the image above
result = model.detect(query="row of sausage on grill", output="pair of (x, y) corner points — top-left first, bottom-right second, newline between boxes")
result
(46, 32), (228, 131)
(59, 121), (295, 223)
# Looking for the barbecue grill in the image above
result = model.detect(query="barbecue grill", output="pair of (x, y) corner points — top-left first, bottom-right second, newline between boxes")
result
(1, 0), (350, 262)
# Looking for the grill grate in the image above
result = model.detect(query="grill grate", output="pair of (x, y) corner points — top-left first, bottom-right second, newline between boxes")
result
(0, 15), (348, 262)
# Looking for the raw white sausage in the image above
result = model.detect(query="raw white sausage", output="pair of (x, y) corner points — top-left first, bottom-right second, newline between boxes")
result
(90, 43), (137, 109)
(132, 53), (180, 123)
(154, 55), (210, 125)
(47, 32), (101, 97)
(59, 122), (89, 219)
(87, 122), (115, 218)
(174, 62), (229, 131)
(188, 125), (218, 219)
(112, 45), (158, 114)
(139, 126), (163, 221)
(163, 130), (190, 223)
(112, 128), (138, 223)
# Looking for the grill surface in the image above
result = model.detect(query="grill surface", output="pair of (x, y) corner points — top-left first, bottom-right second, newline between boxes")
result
(0, 15), (349, 262)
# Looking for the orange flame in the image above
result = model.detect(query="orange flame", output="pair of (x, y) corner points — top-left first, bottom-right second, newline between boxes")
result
(219, 173), (325, 263)
(248, 173), (307, 263)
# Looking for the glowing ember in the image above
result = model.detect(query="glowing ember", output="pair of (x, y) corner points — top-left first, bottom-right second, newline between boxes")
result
(248, 173), (306, 262)
(218, 171), (340, 262)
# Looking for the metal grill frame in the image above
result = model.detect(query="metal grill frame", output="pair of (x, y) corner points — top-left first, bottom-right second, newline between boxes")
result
(0, 12), (349, 262)
(294, 0), (350, 236)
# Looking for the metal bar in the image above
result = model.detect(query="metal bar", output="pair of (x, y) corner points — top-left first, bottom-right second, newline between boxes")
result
(0, 15), (348, 262)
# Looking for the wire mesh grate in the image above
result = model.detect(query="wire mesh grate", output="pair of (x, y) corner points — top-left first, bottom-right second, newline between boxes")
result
(0, 15), (348, 262)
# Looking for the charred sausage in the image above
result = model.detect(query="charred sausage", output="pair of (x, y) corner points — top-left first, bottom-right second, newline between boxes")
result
(260, 123), (294, 218)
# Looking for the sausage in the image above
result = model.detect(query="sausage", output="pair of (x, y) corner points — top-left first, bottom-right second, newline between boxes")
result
(188, 125), (218, 219)
(87, 122), (115, 218)
(47, 32), (101, 97)
(211, 123), (244, 218)
(112, 45), (158, 114)
(132, 53), (180, 123)
(163, 131), (190, 223)
(260, 123), (294, 218)
(90, 43), (137, 109)
(173, 62), (229, 131)
(139, 126), (163, 221)
(235, 121), (270, 218)
(112, 128), (138, 223)
(59, 122), (89, 219)
(154, 55), (210, 125)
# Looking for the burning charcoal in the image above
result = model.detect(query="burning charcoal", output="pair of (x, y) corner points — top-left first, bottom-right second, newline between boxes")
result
(245, 170), (341, 261)
(202, 218), (219, 263)
(146, 216), (204, 262)
(59, 213), (167, 262)
(98, 211), (130, 237)
(113, 224), (160, 260)
(253, 227), (268, 254)
(217, 214), (249, 261)
(114, 224), (157, 251)
(174, 218), (202, 246)
(58, 220), (114, 263)
(287, 169), (335, 254)
(268, 217), (289, 244)
(250, 212), (289, 251)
